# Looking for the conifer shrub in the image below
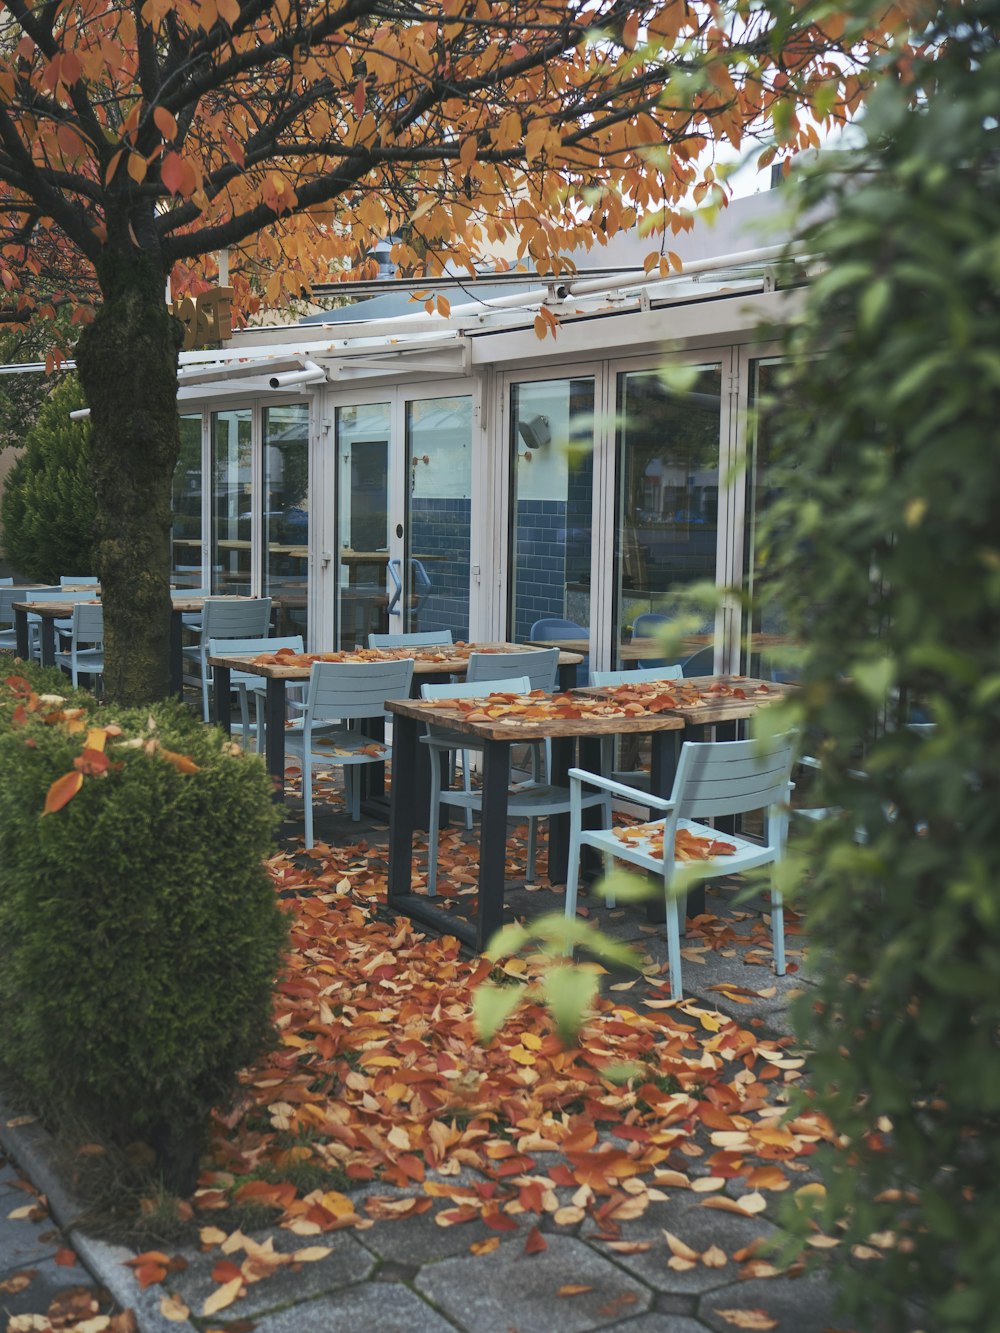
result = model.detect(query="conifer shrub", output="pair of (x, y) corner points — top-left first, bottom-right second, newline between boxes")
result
(0, 375), (96, 581)
(0, 664), (287, 1193)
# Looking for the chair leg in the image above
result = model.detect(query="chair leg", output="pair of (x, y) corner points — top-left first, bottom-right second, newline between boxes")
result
(771, 887), (786, 975)
(666, 883), (684, 1001)
(200, 647), (210, 722)
(238, 686), (251, 747)
(303, 748), (314, 848)
(461, 748), (473, 830)
(564, 820), (583, 924)
(349, 765), (361, 821)
(527, 817), (537, 880)
(427, 748), (443, 896)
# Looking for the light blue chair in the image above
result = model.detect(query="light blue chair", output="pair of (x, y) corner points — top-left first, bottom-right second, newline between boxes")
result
(284, 657), (414, 845)
(54, 602), (105, 688)
(589, 665), (685, 791)
(565, 732), (796, 999)
(419, 675), (610, 896)
(207, 634), (304, 749)
(529, 617), (589, 686)
(0, 585), (59, 656)
(183, 597), (272, 720)
(368, 629), (452, 650)
(629, 612), (675, 668)
(59, 575), (99, 587)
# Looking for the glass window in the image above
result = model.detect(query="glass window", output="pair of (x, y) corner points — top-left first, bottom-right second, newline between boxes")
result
(211, 408), (252, 595)
(170, 414), (203, 587)
(263, 404), (309, 639)
(406, 395), (472, 638)
(336, 402), (390, 650)
(614, 366), (722, 671)
(508, 378), (595, 650)
(742, 357), (795, 680)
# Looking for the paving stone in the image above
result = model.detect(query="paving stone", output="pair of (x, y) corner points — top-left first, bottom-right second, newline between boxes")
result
(0, 1256), (96, 1321)
(587, 1196), (781, 1296)
(358, 1206), (513, 1266)
(165, 1227), (375, 1320)
(0, 1201), (63, 1272)
(247, 1280), (458, 1331)
(604, 1317), (707, 1332)
(415, 1234), (652, 1332)
(698, 1269), (852, 1333)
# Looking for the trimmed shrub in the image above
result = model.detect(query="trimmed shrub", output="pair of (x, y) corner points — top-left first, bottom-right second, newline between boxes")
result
(0, 663), (287, 1193)
(0, 375), (96, 581)
(759, 3), (1000, 1328)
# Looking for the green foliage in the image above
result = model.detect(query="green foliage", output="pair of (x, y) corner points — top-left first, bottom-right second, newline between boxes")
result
(1, 375), (96, 580)
(474, 910), (643, 1044)
(0, 662), (287, 1193)
(759, 4), (1000, 1327)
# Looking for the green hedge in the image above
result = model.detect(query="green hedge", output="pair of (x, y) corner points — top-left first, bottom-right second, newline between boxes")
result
(0, 663), (287, 1193)
(759, 3), (1000, 1328)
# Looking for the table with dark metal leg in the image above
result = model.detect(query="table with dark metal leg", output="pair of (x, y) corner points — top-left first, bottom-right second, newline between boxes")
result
(386, 697), (686, 951)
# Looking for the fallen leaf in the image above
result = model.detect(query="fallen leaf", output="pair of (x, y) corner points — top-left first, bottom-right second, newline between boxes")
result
(523, 1226), (547, 1254)
(202, 1275), (243, 1316)
(469, 1237), (501, 1256)
(715, 1309), (779, 1330)
(558, 1284), (593, 1296)
(159, 1294), (191, 1322)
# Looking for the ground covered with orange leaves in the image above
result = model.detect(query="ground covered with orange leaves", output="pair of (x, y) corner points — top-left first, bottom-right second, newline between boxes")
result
(193, 838), (824, 1254)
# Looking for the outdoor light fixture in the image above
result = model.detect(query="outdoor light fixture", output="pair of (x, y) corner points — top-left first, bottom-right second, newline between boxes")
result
(517, 413), (551, 450)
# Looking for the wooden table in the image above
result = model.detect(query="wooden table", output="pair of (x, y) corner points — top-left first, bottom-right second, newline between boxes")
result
(385, 695), (686, 950)
(207, 643), (584, 801)
(13, 598), (101, 668)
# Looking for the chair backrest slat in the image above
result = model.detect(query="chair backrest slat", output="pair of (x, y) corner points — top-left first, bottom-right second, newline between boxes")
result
(0, 586), (59, 624)
(672, 735), (795, 821)
(307, 659), (414, 721)
(70, 602), (104, 642)
(467, 648), (557, 693)
(590, 665), (683, 687)
(60, 575), (99, 586)
(368, 629), (453, 649)
(201, 598), (272, 638)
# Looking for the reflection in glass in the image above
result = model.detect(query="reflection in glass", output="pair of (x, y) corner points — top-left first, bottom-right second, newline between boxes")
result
(406, 395), (472, 638)
(337, 403), (390, 650)
(211, 408), (252, 595)
(170, 414), (203, 587)
(743, 358), (795, 680)
(508, 378), (595, 651)
(263, 404), (309, 639)
(614, 367), (722, 670)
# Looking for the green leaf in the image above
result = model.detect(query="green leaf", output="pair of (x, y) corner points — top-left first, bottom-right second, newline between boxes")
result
(483, 921), (531, 962)
(597, 868), (653, 904)
(540, 965), (600, 1044)
(472, 982), (526, 1042)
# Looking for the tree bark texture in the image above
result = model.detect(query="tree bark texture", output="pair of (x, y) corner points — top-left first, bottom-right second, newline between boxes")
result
(76, 247), (182, 705)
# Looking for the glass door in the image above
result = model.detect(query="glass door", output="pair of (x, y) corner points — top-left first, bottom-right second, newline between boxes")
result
(507, 376), (596, 656)
(210, 408), (253, 595)
(335, 401), (391, 651)
(262, 403), (309, 639)
(613, 364), (724, 673)
(403, 393), (473, 639)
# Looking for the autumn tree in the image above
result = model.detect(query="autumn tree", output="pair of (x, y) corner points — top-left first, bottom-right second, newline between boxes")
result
(0, 0), (916, 703)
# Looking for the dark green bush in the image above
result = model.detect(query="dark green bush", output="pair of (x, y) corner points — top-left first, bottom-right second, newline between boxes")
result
(759, 3), (1000, 1328)
(0, 374), (97, 581)
(0, 663), (287, 1193)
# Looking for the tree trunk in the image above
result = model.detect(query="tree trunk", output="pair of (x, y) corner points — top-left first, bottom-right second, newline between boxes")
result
(76, 247), (182, 705)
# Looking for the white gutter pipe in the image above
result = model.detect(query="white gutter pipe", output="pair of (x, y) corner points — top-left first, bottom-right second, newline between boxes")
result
(267, 360), (326, 389)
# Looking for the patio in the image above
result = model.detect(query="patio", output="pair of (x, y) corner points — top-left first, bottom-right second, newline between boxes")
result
(1, 782), (859, 1333)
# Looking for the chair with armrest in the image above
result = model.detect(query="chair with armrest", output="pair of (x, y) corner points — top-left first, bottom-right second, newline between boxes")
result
(565, 732), (796, 999)
(54, 602), (105, 689)
(419, 674), (610, 896)
(283, 658), (415, 846)
(207, 635), (304, 748)
(0, 585), (60, 656)
(183, 597), (273, 720)
(590, 665), (685, 791)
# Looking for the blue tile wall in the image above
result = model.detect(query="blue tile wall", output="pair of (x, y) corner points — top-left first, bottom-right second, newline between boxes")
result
(410, 497), (471, 638)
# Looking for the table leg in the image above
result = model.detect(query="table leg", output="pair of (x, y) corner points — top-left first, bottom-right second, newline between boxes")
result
(169, 609), (184, 700)
(39, 618), (56, 668)
(546, 736), (575, 884)
(15, 608), (29, 659)
(477, 739), (511, 950)
(388, 715), (419, 907)
(213, 665), (232, 733)
(264, 677), (287, 799)
(557, 661), (578, 690)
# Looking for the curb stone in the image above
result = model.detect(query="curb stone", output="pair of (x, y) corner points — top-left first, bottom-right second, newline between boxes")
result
(0, 1093), (200, 1333)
